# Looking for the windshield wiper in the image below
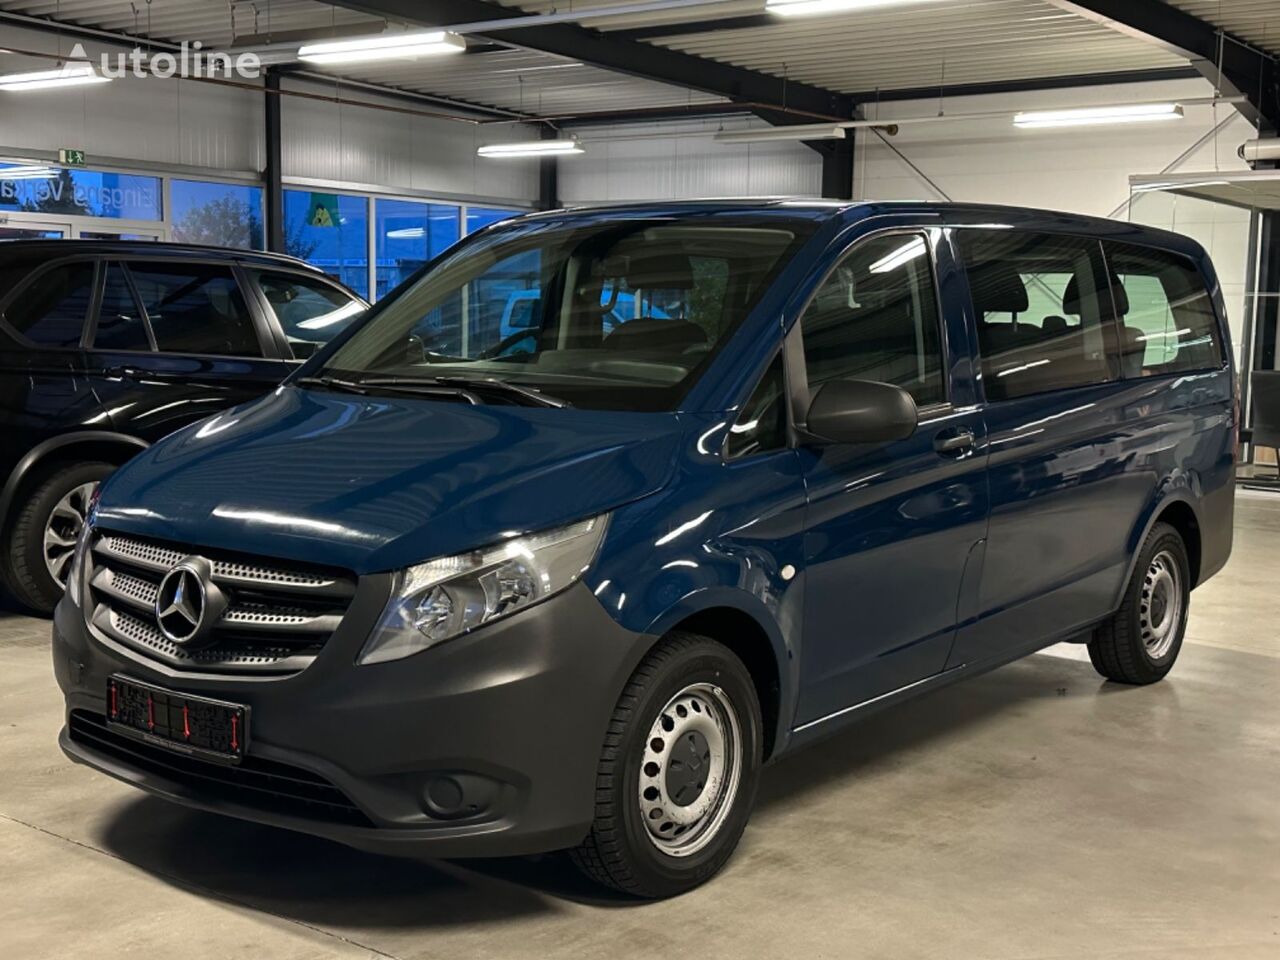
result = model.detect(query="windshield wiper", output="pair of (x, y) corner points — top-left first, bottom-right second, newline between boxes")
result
(434, 376), (571, 408)
(356, 375), (571, 409)
(295, 375), (369, 395)
(296, 374), (475, 404)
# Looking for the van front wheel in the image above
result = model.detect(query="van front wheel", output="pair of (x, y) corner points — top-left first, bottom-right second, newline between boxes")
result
(1088, 522), (1190, 685)
(570, 633), (762, 898)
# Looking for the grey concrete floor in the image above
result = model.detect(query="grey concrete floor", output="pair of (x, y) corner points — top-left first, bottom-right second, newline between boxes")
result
(2, 495), (1278, 959)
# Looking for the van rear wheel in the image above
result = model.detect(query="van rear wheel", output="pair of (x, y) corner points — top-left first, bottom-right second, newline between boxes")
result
(5, 462), (111, 614)
(570, 633), (762, 898)
(1088, 522), (1190, 685)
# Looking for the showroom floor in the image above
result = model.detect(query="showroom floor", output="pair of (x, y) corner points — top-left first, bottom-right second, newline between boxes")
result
(2, 494), (1277, 960)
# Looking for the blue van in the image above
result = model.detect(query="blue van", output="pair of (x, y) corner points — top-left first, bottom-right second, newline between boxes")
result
(53, 201), (1235, 898)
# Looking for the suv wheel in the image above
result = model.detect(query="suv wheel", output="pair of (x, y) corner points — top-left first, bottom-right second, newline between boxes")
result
(5, 462), (111, 613)
(570, 632), (762, 898)
(1087, 522), (1191, 685)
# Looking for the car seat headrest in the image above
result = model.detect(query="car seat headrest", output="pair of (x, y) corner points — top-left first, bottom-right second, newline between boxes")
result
(1064, 273), (1130, 316)
(968, 262), (1029, 315)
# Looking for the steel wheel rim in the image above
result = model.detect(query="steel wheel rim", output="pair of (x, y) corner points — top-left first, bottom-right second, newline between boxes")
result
(638, 682), (742, 858)
(1140, 548), (1183, 660)
(44, 481), (97, 588)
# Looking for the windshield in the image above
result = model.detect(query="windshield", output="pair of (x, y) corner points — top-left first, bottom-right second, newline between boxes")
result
(316, 216), (813, 410)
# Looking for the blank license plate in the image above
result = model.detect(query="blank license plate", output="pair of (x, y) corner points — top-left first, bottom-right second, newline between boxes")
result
(107, 675), (248, 763)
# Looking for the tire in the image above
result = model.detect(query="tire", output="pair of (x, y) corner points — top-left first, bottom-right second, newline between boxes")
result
(1087, 522), (1190, 685)
(570, 632), (763, 899)
(5, 461), (112, 614)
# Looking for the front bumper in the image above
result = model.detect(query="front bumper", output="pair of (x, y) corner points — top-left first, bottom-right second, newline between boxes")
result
(54, 581), (651, 858)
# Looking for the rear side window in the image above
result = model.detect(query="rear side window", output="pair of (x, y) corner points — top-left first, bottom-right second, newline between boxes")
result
(3, 261), (95, 348)
(94, 264), (151, 351)
(127, 262), (261, 357)
(958, 230), (1114, 402)
(1103, 242), (1223, 376)
(801, 232), (946, 407)
(252, 270), (363, 359)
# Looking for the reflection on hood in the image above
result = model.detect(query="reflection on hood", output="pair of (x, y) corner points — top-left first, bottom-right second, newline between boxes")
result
(97, 386), (683, 574)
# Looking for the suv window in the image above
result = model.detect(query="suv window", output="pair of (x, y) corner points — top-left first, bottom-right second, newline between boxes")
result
(94, 264), (151, 351)
(1103, 242), (1223, 376)
(252, 270), (363, 359)
(958, 230), (1114, 401)
(800, 232), (945, 407)
(3, 261), (96, 348)
(127, 262), (260, 357)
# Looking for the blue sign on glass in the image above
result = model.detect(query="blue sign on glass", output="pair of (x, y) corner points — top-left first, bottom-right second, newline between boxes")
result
(0, 164), (162, 221)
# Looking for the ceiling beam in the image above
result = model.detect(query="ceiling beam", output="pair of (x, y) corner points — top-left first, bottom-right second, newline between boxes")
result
(533, 69), (1207, 128)
(850, 66), (1200, 106)
(280, 66), (525, 121)
(549, 103), (755, 127)
(324, 0), (854, 122)
(608, 15), (776, 41)
(1045, 0), (1279, 132)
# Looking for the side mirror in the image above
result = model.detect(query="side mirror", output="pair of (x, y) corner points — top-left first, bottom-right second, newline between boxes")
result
(803, 378), (918, 445)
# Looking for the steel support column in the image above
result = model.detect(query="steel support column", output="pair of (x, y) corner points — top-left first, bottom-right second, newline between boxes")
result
(818, 133), (855, 200)
(1255, 212), (1280, 374)
(264, 68), (285, 254)
(538, 127), (560, 210)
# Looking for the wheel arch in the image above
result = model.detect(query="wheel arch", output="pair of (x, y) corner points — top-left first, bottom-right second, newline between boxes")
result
(0, 431), (147, 531)
(1153, 500), (1202, 587)
(643, 590), (792, 762)
(1116, 489), (1204, 607)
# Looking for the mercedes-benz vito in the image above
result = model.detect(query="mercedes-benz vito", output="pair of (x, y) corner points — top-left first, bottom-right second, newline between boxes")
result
(53, 201), (1235, 898)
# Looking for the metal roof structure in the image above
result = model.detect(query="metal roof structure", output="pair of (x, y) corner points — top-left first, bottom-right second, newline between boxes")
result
(0, 0), (1273, 177)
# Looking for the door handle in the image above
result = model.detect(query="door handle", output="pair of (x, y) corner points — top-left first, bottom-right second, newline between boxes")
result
(106, 365), (170, 381)
(934, 428), (975, 455)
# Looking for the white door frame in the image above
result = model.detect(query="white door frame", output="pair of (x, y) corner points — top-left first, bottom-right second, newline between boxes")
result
(0, 214), (73, 237)
(0, 208), (167, 240)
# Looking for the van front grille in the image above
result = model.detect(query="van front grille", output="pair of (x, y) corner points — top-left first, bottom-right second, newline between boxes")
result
(86, 529), (355, 676)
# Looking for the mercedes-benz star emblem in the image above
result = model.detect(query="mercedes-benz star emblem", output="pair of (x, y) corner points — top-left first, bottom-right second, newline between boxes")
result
(155, 561), (213, 645)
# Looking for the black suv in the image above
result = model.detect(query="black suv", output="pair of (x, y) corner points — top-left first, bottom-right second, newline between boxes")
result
(0, 240), (366, 612)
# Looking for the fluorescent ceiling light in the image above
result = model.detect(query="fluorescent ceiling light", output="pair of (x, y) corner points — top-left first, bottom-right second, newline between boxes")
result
(478, 139), (584, 158)
(715, 124), (846, 143)
(0, 62), (111, 91)
(868, 236), (927, 274)
(0, 164), (56, 180)
(767, 0), (945, 18)
(297, 31), (465, 65)
(1014, 103), (1183, 129)
(385, 219), (461, 239)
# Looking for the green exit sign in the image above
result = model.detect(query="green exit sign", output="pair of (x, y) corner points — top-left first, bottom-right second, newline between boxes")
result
(58, 148), (86, 166)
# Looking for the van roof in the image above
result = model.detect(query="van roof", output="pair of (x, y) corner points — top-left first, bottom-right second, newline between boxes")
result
(515, 199), (1206, 260)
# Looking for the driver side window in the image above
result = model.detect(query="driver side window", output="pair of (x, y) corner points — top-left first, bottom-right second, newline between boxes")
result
(800, 233), (946, 407)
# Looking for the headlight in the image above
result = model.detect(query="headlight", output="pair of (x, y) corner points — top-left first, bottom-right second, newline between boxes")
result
(66, 489), (99, 608)
(358, 514), (609, 665)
